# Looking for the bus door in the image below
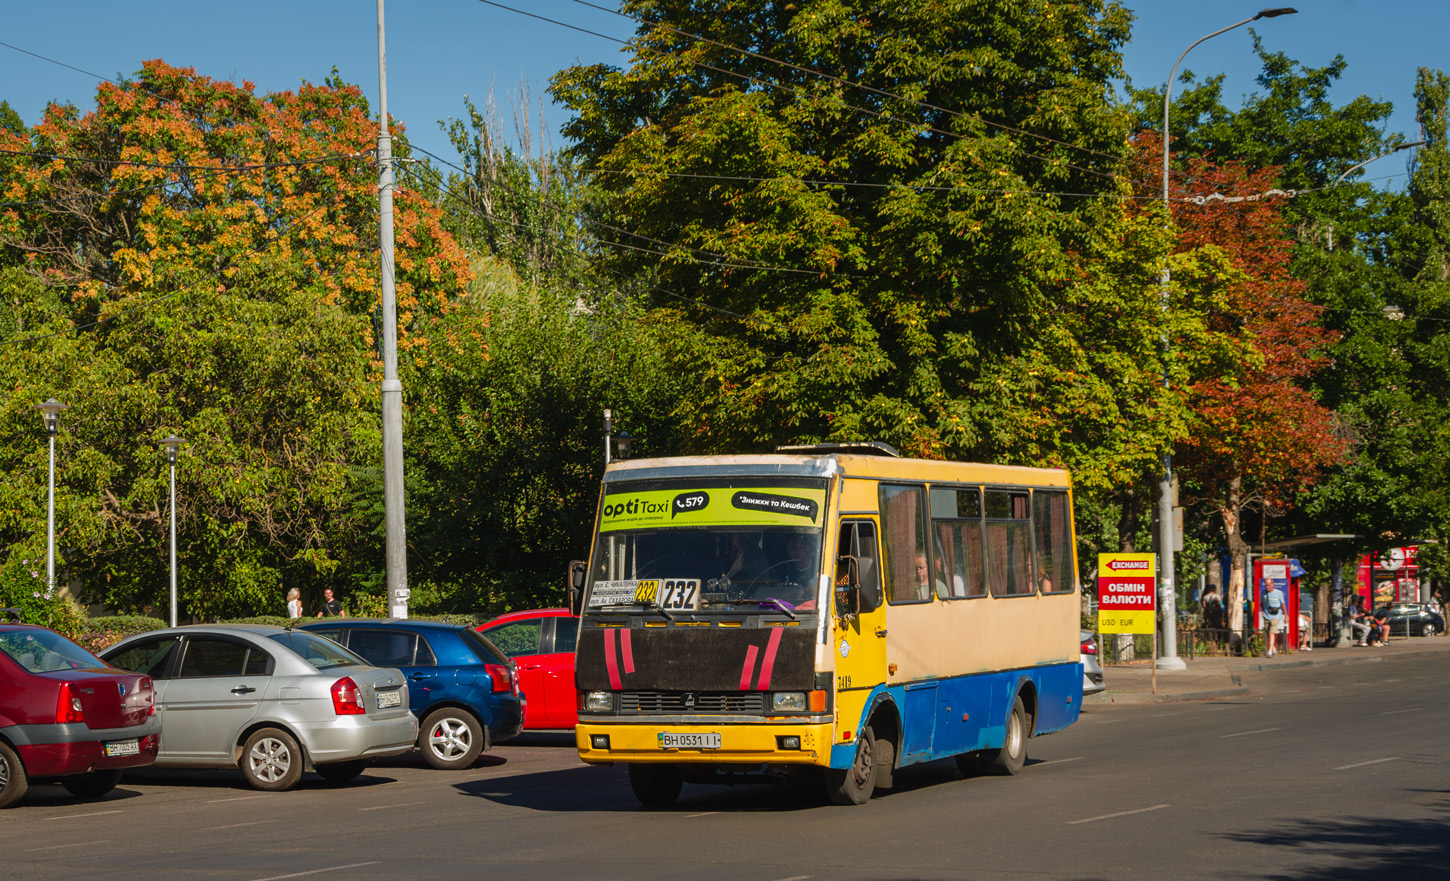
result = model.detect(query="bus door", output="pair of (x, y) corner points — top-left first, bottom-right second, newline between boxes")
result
(833, 519), (888, 745)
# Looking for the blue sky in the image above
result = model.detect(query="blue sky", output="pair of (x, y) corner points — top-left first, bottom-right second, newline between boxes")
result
(0, 1), (1439, 187)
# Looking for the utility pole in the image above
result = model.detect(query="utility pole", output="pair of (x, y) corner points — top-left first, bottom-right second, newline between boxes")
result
(377, 0), (408, 618)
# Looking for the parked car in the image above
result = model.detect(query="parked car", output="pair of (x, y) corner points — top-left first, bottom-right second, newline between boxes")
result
(1374, 603), (1444, 637)
(299, 619), (524, 768)
(0, 623), (161, 807)
(101, 625), (416, 791)
(1081, 630), (1106, 696)
(477, 608), (578, 730)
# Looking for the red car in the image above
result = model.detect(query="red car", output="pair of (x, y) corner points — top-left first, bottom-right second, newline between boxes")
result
(477, 609), (577, 729)
(0, 624), (161, 807)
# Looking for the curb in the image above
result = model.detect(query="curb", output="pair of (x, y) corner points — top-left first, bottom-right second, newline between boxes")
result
(1085, 686), (1251, 704)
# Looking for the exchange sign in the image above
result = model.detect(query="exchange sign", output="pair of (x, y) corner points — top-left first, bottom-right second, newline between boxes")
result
(1098, 553), (1156, 635)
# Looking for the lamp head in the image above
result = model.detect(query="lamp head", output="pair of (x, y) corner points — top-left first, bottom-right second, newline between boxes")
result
(613, 430), (635, 461)
(160, 434), (185, 464)
(1254, 8), (1297, 19)
(36, 398), (67, 436)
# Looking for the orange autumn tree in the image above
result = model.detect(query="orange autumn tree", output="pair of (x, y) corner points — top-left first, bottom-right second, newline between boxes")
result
(1142, 133), (1347, 635)
(0, 60), (472, 617)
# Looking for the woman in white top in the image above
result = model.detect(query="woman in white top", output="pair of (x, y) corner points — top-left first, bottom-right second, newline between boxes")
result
(286, 587), (302, 619)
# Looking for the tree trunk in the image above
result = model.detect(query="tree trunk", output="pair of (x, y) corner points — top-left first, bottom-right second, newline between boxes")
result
(1220, 475), (1249, 652)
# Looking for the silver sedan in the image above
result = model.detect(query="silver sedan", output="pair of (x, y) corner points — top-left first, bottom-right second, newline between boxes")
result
(102, 625), (417, 791)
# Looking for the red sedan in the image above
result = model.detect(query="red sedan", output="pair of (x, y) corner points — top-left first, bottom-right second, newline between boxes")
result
(476, 609), (577, 730)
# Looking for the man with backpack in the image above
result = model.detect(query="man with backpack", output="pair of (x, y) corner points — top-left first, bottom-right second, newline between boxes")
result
(1261, 578), (1287, 657)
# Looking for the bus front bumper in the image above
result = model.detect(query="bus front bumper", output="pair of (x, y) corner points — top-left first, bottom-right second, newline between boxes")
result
(577, 720), (835, 766)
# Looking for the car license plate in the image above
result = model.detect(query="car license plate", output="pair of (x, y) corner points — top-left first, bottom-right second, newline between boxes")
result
(658, 732), (721, 749)
(376, 690), (402, 709)
(103, 739), (140, 757)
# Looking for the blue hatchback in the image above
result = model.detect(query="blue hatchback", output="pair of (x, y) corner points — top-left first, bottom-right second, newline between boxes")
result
(299, 619), (524, 769)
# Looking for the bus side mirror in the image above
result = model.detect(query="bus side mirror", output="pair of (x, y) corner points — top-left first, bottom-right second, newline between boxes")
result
(566, 560), (587, 615)
(834, 556), (861, 617)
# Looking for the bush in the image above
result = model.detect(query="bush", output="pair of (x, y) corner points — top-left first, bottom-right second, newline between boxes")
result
(72, 615), (168, 654)
(226, 616), (300, 627)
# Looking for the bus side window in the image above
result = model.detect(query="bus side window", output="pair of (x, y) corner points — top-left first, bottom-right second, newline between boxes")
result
(1033, 490), (1074, 594)
(879, 485), (929, 603)
(985, 489), (1034, 597)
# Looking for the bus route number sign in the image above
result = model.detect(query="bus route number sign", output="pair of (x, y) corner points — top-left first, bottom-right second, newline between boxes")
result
(1098, 553), (1156, 635)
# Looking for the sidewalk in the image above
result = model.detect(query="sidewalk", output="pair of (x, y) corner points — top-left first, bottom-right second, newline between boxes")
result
(1085, 633), (1450, 703)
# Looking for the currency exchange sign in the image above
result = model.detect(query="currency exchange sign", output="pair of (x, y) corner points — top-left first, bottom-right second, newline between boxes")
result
(1098, 553), (1156, 635)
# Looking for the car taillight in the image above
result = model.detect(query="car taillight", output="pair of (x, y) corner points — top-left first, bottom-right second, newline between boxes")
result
(330, 677), (366, 715)
(56, 681), (84, 724)
(485, 663), (514, 694)
(1081, 638), (1098, 655)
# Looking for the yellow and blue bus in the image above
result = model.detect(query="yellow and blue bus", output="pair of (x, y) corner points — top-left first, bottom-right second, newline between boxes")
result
(572, 442), (1083, 805)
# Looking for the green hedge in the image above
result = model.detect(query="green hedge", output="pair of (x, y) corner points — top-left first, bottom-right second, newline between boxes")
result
(73, 615), (168, 654)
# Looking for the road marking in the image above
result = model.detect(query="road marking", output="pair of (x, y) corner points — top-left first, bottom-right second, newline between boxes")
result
(26, 839), (112, 851)
(1035, 757), (1085, 766)
(208, 820), (280, 830)
(1068, 804), (1170, 825)
(773, 876), (813, 881)
(54, 810), (122, 819)
(358, 802), (424, 812)
(251, 862), (381, 881)
(1381, 707), (1423, 715)
(1335, 757), (1401, 771)
(1151, 712), (1181, 718)
(208, 794), (273, 803)
(686, 812), (719, 818)
(1221, 727), (1282, 738)
(1382, 678), (1402, 683)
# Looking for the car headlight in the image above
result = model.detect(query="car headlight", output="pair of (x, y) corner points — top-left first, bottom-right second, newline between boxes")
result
(771, 692), (807, 712)
(584, 691), (614, 712)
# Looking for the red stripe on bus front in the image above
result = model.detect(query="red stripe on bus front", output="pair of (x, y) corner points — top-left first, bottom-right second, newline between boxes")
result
(754, 627), (784, 690)
(603, 628), (622, 689)
(620, 627), (635, 674)
(739, 645), (759, 691)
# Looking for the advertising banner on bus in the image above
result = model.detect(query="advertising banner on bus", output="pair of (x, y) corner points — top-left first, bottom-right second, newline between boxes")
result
(1098, 553), (1156, 634)
(598, 486), (828, 532)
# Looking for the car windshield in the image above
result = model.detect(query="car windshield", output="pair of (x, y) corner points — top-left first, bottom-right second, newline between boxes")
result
(267, 630), (367, 670)
(0, 628), (104, 673)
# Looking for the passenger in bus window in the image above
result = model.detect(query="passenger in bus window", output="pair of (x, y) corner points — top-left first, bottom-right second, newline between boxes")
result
(724, 533), (768, 582)
(914, 553), (942, 600)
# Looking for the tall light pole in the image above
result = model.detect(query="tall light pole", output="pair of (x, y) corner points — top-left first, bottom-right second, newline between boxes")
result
(1158, 8), (1298, 670)
(160, 434), (184, 627)
(377, 0), (409, 619)
(36, 398), (67, 596)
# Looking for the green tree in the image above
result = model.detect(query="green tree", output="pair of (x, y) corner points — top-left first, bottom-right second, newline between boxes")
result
(0, 61), (472, 619)
(551, 0), (1193, 493)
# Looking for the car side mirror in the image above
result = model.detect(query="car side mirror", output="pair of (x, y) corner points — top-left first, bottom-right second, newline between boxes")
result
(566, 560), (587, 615)
(834, 556), (861, 617)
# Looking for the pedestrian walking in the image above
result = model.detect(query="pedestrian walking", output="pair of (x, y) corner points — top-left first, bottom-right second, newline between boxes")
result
(285, 587), (302, 619)
(1261, 578), (1287, 656)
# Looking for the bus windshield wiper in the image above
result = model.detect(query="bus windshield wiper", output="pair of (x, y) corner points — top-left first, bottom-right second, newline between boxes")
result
(751, 599), (798, 621)
(596, 602), (674, 622)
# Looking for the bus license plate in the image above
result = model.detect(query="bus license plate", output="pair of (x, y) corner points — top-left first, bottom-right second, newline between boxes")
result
(104, 739), (140, 757)
(376, 690), (402, 709)
(658, 732), (721, 749)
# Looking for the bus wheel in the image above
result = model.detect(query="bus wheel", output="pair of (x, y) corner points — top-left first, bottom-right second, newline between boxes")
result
(628, 763), (682, 807)
(825, 725), (876, 805)
(984, 696), (1028, 776)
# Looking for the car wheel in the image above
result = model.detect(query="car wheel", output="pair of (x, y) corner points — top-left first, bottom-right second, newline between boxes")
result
(315, 760), (369, 785)
(0, 741), (29, 808)
(984, 695), (1029, 776)
(420, 708), (483, 770)
(241, 728), (304, 792)
(628, 763), (682, 807)
(61, 769), (123, 799)
(824, 725), (876, 805)
(1423, 623), (1437, 637)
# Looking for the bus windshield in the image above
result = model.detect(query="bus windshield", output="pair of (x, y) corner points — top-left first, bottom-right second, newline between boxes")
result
(587, 479), (829, 614)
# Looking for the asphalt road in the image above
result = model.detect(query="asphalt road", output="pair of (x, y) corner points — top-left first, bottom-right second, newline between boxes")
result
(6, 654), (1448, 881)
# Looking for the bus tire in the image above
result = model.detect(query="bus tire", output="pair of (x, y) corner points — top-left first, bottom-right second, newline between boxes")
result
(824, 725), (876, 805)
(984, 695), (1029, 776)
(628, 763), (682, 807)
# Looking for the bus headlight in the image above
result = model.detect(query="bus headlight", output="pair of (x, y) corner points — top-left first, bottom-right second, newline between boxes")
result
(771, 692), (807, 712)
(584, 691), (614, 712)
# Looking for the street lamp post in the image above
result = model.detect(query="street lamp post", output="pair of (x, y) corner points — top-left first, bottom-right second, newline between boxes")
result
(1158, 8), (1298, 671)
(160, 435), (184, 627)
(36, 398), (67, 596)
(1332, 141), (1424, 186)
